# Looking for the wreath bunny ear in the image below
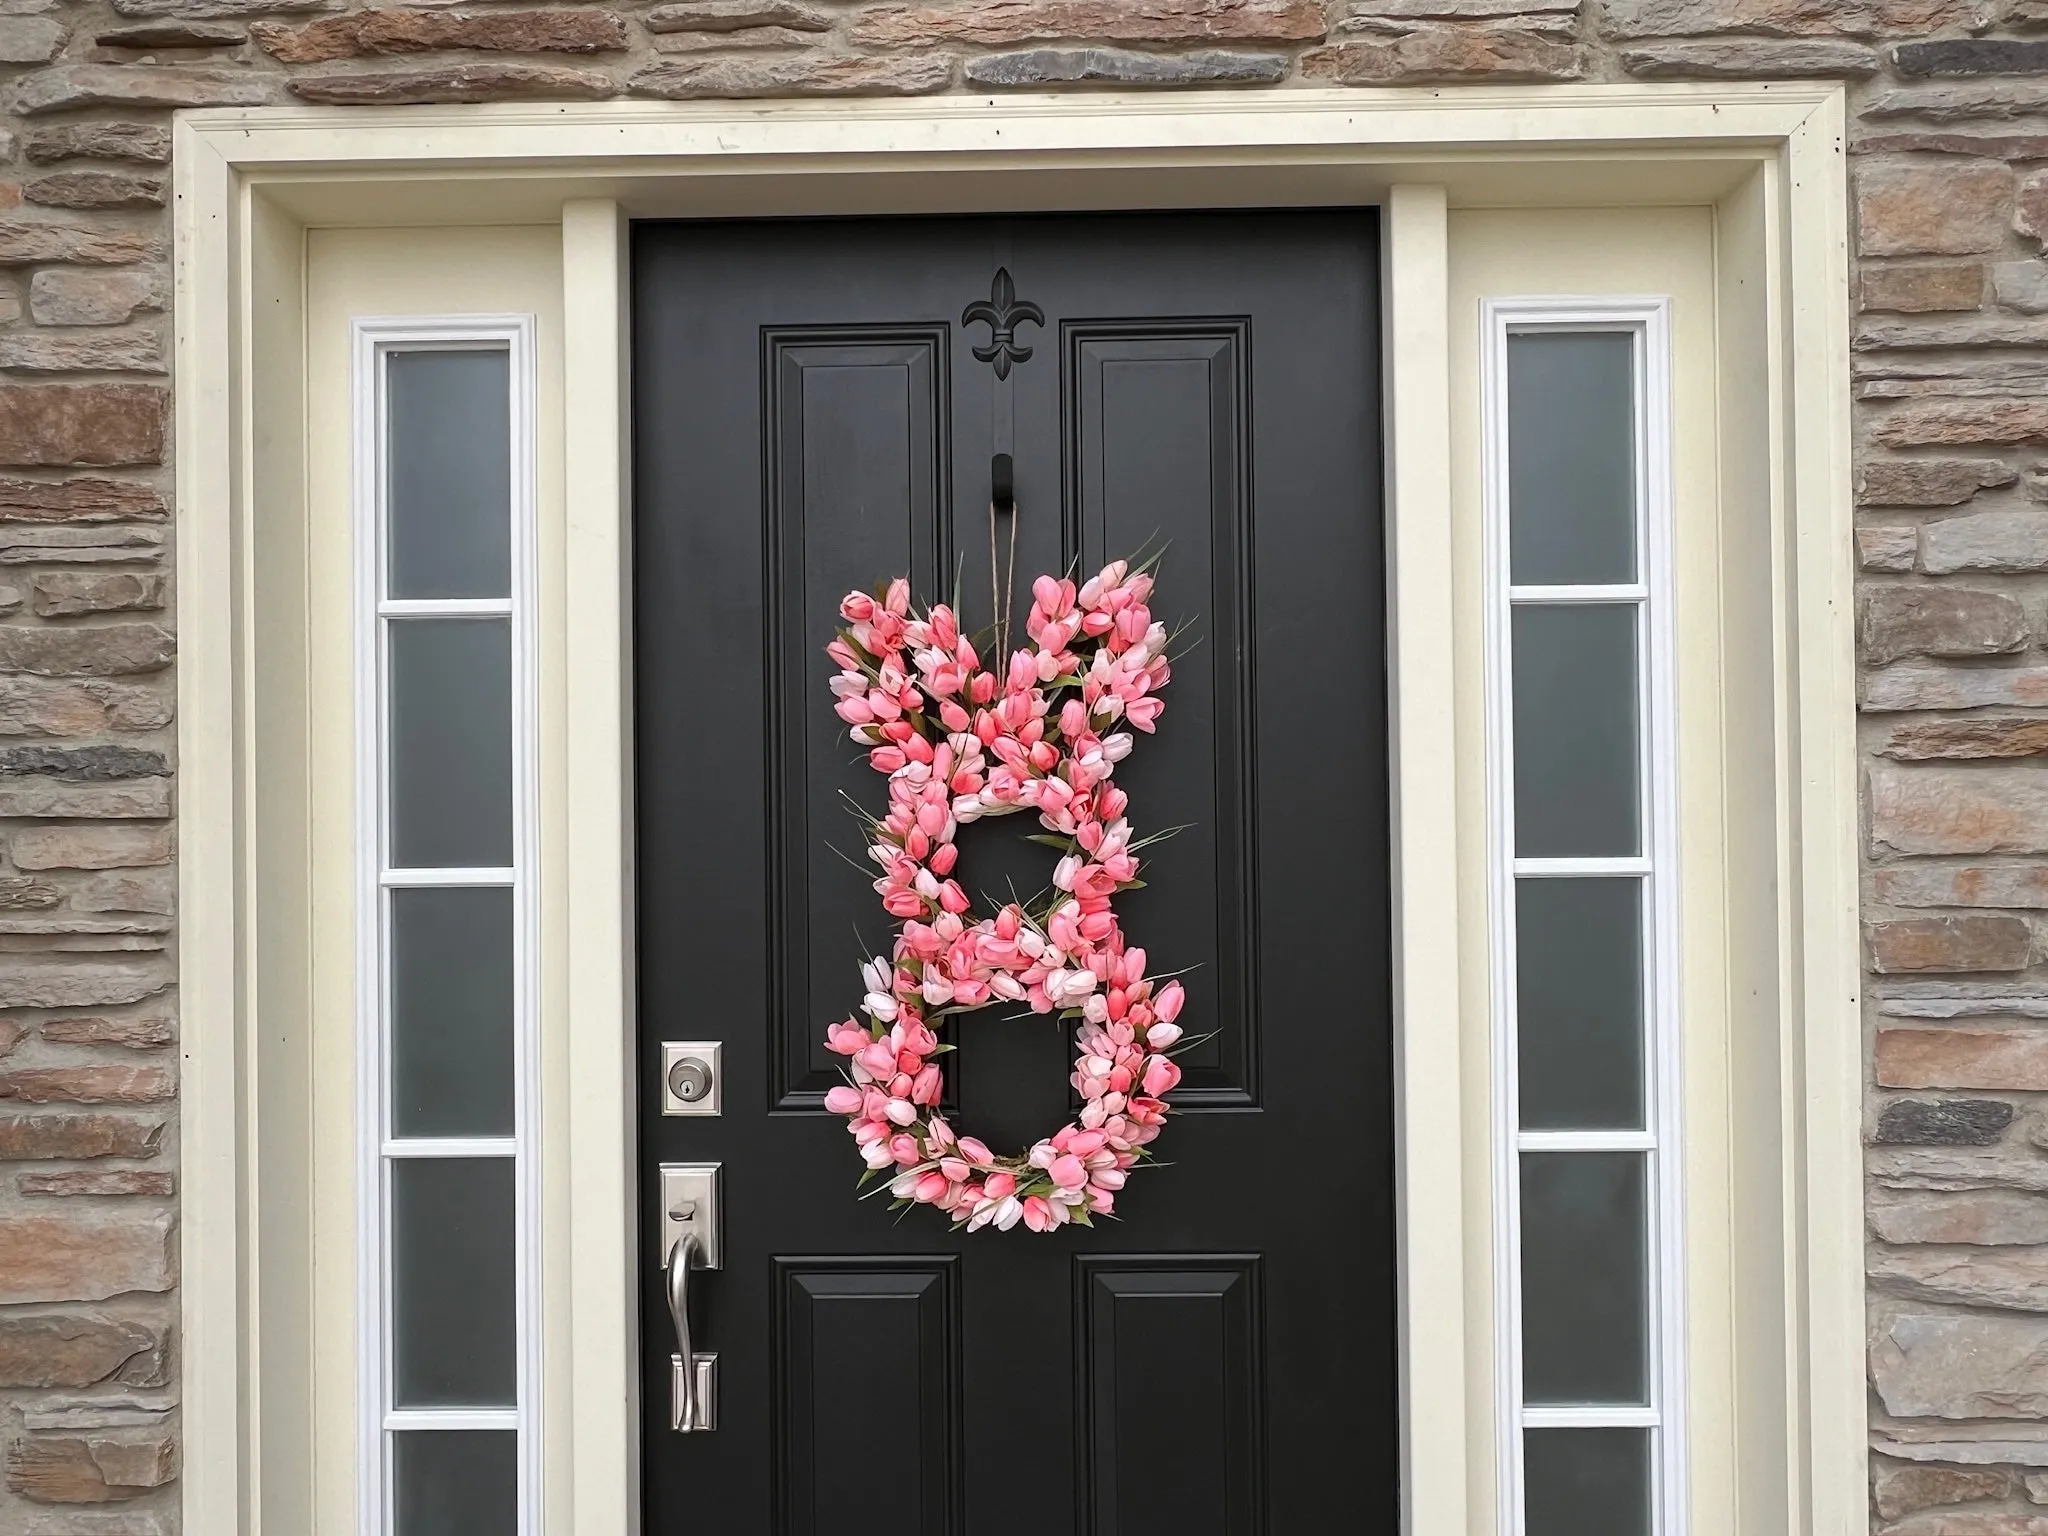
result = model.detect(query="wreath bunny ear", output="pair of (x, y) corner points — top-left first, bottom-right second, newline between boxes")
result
(820, 560), (1184, 1233)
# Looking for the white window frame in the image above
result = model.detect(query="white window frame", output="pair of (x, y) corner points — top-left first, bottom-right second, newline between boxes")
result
(1480, 297), (1686, 1536)
(351, 315), (543, 1536)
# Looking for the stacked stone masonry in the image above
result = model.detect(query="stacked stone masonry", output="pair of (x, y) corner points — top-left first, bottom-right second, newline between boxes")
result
(0, 0), (2019, 1530)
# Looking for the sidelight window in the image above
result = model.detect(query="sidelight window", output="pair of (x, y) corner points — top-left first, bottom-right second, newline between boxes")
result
(355, 320), (540, 1536)
(1482, 304), (1684, 1536)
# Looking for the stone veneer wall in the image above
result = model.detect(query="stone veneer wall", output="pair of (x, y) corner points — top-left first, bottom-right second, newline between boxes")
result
(0, 0), (2033, 1529)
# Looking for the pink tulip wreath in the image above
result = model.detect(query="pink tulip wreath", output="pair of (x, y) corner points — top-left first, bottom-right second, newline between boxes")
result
(822, 560), (1185, 1233)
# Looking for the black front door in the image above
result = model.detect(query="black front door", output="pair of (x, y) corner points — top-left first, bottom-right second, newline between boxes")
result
(634, 212), (1392, 1535)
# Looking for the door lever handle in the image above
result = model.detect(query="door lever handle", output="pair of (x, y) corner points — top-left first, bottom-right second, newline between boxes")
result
(665, 1228), (717, 1432)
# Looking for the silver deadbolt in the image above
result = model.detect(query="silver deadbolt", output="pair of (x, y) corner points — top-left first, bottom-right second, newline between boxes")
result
(670, 1057), (711, 1102)
(661, 1041), (722, 1116)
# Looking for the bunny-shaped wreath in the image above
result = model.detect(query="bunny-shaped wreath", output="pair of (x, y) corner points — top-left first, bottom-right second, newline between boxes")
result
(822, 560), (1185, 1233)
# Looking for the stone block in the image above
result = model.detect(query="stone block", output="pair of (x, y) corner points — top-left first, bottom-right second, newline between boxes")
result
(1871, 766), (2048, 855)
(0, 781), (168, 818)
(42, 1012), (173, 1048)
(0, 525), (162, 564)
(1865, 665), (2048, 712)
(1859, 525), (1919, 571)
(1874, 1459), (2012, 1521)
(1858, 163), (2014, 258)
(1875, 402), (2048, 449)
(1863, 263), (1985, 314)
(1871, 1190), (2048, 1243)
(852, 0), (1326, 45)
(24, 124), (170, 166)
(1878, 1028), (2048, 1091)
(1861, 586), (2028, 665)
(1874, 1098), (2016, 1145)
(1858, 458), (2015, 507)
(252, 7), (628, 64)
(20, 1170), (173, 1197)
(1621, 39), (1879, 77)
(0, 1067), (173, 1106)
(0, 1210), (173, 1305)
(0, 876), (58, 910)
(112, 0), (333, 13)
(630, 54), (953, 97)
(1301, 24), (1579, 82)
(288, 62), (618, 104)
(1923, 510), (2048, 573)
(31, 574), (165, 618)
(1604, 0), (1989, 36)
(0, 1314), (164, 1390)
(1898, 38), (2048, 76)
(0, 386), (163, 468)
(968, 46), (1286, 85)
(95, 21), (246, 48)
(30, 271), (163, 329)
(0, 330), (165, 376)
(1884, 717), (2048, 760)
(0, 478), (163, 524)
(1865, 83), (2048, 120)
(0, 624), (172, 678)
(0, 16), (61, 63)
(1874, 1311), (2048, 1417)
(6, 1431), (176, 1503)
(0, 746), (165, 781)
(0, 1114), (163, 1161)
(11, 826), (171, 870)
(643, 0), (832, 29)
(1871, 1244), (2048, 1310)
(1875, 866), (2048, 908)
(69, 872), (172, 916)
(23, 174), (162, 212)
(9, 64), (273, 114)
(1868, 914), (2033, 973)
(2000, 262), (2048, 315)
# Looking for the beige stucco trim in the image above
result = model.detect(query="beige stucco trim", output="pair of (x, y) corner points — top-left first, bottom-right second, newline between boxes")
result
(172, 85), (1858, 1536)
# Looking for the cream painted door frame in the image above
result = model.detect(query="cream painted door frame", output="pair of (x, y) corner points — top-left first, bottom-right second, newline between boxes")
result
(172, 85), (1858, 1536)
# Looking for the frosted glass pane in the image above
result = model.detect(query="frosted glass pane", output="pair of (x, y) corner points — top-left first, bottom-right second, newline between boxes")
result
(1520, 1151), (1648, 1404)
(1517, 877), (1644, 1131)
(1512, 604), (1639, 858)
(390, 886), (514, 1138)
(1524, 1428), (1650, 1536)
(387, 349), (511, 601)
(392, 1158), (515, 1407)
(393, 1430), (517, 1536)
(388, 618), (512, 869)
(1507, 331), (1636, 586)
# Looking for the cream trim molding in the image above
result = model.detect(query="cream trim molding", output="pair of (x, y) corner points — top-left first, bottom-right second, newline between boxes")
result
(173, 84), (1858, 1536)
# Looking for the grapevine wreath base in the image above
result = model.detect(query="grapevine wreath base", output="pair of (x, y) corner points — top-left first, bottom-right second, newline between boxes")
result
(821, 560), (1188, 1233)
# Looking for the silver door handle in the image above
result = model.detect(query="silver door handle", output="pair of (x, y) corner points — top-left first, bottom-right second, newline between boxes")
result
(665, 1219), (717, 1432)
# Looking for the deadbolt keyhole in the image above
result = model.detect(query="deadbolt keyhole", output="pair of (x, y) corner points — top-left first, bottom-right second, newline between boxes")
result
(668, 1056), (712, 1103)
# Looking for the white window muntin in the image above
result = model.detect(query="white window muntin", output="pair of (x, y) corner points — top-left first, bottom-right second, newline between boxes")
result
(1480, 297), (1685, 1536)
(353, 315), (541, 1536)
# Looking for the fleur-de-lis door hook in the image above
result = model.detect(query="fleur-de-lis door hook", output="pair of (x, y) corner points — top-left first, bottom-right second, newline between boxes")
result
(962, 267), (1044, 380)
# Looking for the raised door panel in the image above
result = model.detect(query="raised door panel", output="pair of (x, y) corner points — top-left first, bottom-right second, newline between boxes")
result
(764, 330), (952, 1108)
(1074, 1255), (1264, 1536)
(1066, 323), (1257, 1106)
(773, 1258), (963, 1536)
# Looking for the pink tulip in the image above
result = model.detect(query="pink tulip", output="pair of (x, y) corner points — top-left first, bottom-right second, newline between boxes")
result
(1048, 1154), (1087, 1191)
(958, 1137), (994, 1166)
(982, 1170), (1017, 1200)
(1141, 1055), (1181, 1097)
(823, 1086), (863, 1115)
